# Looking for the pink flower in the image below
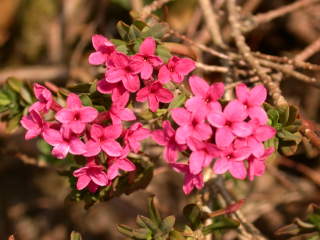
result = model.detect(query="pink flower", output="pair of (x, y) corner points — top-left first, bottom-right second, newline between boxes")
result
(108, 92), (136, 124)
(84, 124), (123, 157)
(88, 34), (116, 65)
(171, 163), (204, 195)
(248, 148), (274, 180)
(208, 100), (251, 147)
(123, 122), (150, 153)
(55, 93), (98, 134)
(171, 108), (212, 144)
(187, 137), (220, 175)
(235, 120), (276, 157)
(213, 144), (251, 180)
(136, 81), (173, 112)
(158, 56), (195, 83)
(73, 158), (109, 192)
(186, 76), (224, 115)
(43, 127), (86, 159)
(152, 120), (186, 163)
(29, 84), (61, 113)
(97, 80), (129, 102)
(131, 37), (163, 79)
(20, 110), (48, 140)
(107, 149), (136, 180)
(105, 53), (140, 92)
(235, 83), (268, 124)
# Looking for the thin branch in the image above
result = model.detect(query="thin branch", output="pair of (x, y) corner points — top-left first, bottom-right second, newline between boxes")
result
(140, 0), (172, 20)
(227, 0), (287, 106)
(295, 37), (320, 61)
(195, 62), (228, 73)
(130, 0), (143, 11)
(259, 59), (320, 88)
(251, 0), (320, 29)
(199, 0), (225, 47)
(0, 66), (68, 83)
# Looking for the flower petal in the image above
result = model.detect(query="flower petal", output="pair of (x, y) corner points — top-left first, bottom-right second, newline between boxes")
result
(248, 85), (267, 106)
(188, 76), (209, 97)
(139, 37), (156, 55)
(189, 150), (205, 175)
(224, 100), (247, 122)
(171, 108), (191, 126)
(215, 127), (234, 147)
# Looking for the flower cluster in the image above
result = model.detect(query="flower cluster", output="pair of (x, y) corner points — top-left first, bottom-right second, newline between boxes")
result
(21, 34), (276, 196)
(152, 77), (276, 194)
(20, 82), (149, 193)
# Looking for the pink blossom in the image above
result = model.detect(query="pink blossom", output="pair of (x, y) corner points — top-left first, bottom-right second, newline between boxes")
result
(105, 53), (140, 92)
(29, 84), (61, 113)
(171, 108), (212, 144)
(235, 83), (268, 124)
(208, 100), (251, 147)
(186, 76), (224, 115)
(108, 92), (136, 124)
(136, 81), (173, 112)
(55, 93), (98, 134)
(235, 120), (276, 157)
(248, 148), (274, 180)
(88, 34), (116, 65)
(158, 56), (195, 84)
(20, 110), (48, 140)
(131, 37), (163, 79)
(84, 124), (123, 157)
(73, 158), (109, 192)
(123, 122), (150, 153)
(97, 79), (129, 102)
(171, 163), (204, 195)
(107, 149), (136, 180)
(213, 144), (251, 179)
(152, 120), (186, 163)
(43, 127), (86, 159)
(187, 137), (220, 175)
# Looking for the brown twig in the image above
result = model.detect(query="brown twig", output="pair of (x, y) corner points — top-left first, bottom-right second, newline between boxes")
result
(227, 0), (287, 107)
(0, 66), (68, 83)
(140, 0), (172, 20)
(301, 119), (320, 150)
(295, 37), (320, 61)
(199, 0), (225, 48)
(248, 0), (320, 32)
(195, 62), (228, 73)
(278, 156), (320, 186)
(130, 0), (143, 11)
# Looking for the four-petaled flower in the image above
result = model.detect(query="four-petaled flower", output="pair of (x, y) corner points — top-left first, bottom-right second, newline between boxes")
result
(73, 158), (109, 192)
(88, 34), (116, 65)
(123, 122), (150, 153)
(158, 56), (195, 83)
(136, 81), (173, 112)
(55, 93), (98, 134)
(20, 110), (48, 140)
(131, 37), (163, 79)
(107, 149), (136, 180)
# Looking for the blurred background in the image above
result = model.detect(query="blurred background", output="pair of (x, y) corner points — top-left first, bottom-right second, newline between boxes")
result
(0, 0), (320, 239)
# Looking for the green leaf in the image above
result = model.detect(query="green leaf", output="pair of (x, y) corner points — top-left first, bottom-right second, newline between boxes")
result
(308, 213), (320, 231)
(155, 108), (167, 117)
(156, 44), (172, 63)
(79, 94), (92, 106)
(275, 223), (300, 236)
(7, 77), (23, 93)
(68, 83), (91, 94)
(111, 39), (129, 54)
(278, 105), (290, 125)
(117, 224), (134, 237)
(169, 230), (185, 240)
(267, 108), (279, 125)
(139, 215), (159, 232)
(183, 204), (202, 230)
(0, 91), (11, 106)
(37, 139), (52, 155)
(202, 218), (239, 235)
(70, 231), (82, 240)
(160, 216), (175, 233)
(287, 105), (299, 125)
(168, 93), (186, 110)
(148, 197), (162, 227)
(141, 23), (168, 39)
(132, 228), (152, 239)
(7, 114), (22, 132)
(20, 86), (33, 104)
(128, 25), (141, 41)
(116, 21), (130, 40)
(133, 20), (147, 30)
(277, 130), (302, 143)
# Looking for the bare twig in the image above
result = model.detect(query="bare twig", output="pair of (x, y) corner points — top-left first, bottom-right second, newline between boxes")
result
(227, 0), (287, 107)
(131, 0), (143, 12)
(199, 0), (225, 47)
(0, 66), (68, 83)
(195, 62), (228, 73)
(301, 119), (320, 150)
(295, 37), (320, 61)
(140, 0), (172, 20)
(249, 0), (320, 31)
